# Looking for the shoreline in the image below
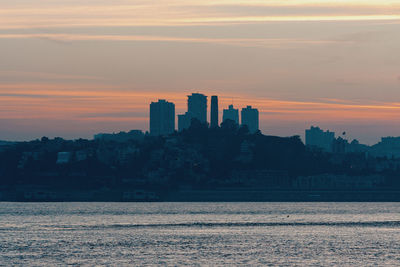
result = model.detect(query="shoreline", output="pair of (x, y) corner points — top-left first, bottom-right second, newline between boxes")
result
(1, 189), (400, 202)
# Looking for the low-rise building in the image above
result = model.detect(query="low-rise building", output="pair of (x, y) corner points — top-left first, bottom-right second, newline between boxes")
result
(56, 152), (72, 164)
(305, 126), (335, 152)
(293, 174), (385, 190)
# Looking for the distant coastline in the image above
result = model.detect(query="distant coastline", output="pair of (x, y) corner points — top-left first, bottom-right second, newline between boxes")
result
(1, 121), (400, 202)
(2, 188), (400, 202)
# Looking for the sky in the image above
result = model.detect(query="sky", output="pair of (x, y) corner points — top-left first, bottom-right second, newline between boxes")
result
(1, 0), (400, 144)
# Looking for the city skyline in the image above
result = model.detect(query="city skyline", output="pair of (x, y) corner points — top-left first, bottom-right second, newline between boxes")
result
(161, 93), (259, 134)
(2, 90), (400, 145)
(1, 0), (400, 144)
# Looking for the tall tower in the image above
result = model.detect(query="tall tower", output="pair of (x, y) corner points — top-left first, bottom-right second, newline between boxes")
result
(210, 95), (218, 128)
(149, 99), (175, 136)
(241, 106), (259, 133)
(223, 104), (239, 124)
(187, 93), (207, 123)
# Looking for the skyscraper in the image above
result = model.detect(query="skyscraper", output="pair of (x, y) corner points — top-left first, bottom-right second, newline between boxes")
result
(149, 99), (175, 136)
(188, 93), (207, 123)
(241, 105), (259, 133)
(210, 95), (219, 128)
(223, 104), (239, 124)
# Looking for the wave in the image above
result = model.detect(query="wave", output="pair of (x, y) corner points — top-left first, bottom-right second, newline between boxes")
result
(2, 221), (399, 232)
(83, 220), (400, 229)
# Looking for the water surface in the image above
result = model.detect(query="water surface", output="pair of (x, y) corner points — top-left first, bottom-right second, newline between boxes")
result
(0, 202), (399, 266)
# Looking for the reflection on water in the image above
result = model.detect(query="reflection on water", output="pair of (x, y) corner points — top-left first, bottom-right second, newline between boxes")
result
(0, 202), (399, 266)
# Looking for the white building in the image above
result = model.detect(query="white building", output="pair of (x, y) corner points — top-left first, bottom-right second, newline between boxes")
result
(56, 152), (72, 164)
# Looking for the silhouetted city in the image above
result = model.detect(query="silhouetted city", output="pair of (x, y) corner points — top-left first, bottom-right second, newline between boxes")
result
(1, 92), (400, 201)
(3, 1), (400, 266)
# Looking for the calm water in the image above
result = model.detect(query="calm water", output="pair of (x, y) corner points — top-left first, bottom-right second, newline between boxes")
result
(0, 202), (400, 266)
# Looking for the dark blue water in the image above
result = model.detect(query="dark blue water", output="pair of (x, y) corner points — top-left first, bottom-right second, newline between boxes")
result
(1, 202), (399, 266)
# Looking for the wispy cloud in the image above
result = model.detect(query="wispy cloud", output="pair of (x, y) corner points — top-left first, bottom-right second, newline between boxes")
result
(0, 33), (352, 48)
(1, 84), (400, 123)
(1, 15), (399, 29)
(0, 0), (399, 29)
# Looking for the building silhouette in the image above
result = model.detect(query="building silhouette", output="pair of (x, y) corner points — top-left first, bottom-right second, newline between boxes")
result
(369, 137), (400, 158)
(94, 130), (144, 142)
(223, 104), (239, 124)
(150, 99), (175, 136)
(241, 106), (259, 133)
(178, 112), (192, 132)
(210, 95), (219, 128)
(305, 126), (335, 152)
(332, 136), (348, 154)
(188, 93), (207, 123)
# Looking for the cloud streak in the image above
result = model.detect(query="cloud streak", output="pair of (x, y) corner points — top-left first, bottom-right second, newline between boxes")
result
(1, 84), (400, 123)
(1, 15), (399, 30)
(0, 0), (399, 30)
(0, 33), (353, 48)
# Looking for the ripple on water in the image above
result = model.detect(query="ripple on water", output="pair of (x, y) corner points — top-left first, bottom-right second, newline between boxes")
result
(0, 202), (399, 266)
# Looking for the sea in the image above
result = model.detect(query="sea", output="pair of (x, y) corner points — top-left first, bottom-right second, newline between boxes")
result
(0, 202), (399, 266)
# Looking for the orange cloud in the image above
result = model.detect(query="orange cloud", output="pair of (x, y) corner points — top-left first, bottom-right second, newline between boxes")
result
(1, 83), (400, 126)
(0, 34), (352, 48)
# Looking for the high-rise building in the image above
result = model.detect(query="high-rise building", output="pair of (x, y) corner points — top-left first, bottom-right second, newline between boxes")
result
(188, 93), (207, 123)
(210, 95), (219, 128)
(241, 105), (259, 133)
(149, 99), (175, 136)
(223, 104), (239, 124)
(305, 126), (335, 152)
(178, 112), (192, 132)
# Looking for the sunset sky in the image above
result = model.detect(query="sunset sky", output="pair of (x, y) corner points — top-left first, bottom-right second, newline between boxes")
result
(1, 0), (400, 144)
